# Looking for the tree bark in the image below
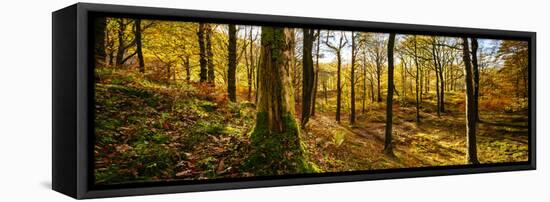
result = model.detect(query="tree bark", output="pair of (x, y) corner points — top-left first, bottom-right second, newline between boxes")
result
(431, 39), (441, 118)
(246, 27), (255, 101)
(227, 24), (237, 102)
(461, 37), (479, 164)
(135, 19), (145, 73)
(362, 48), (367, 113)
(350, 32), (357, 125)
(115, 19), (126, 67)
(413, 36), (421, 123)
(376, 62), (382, 102)
(471, 38), (480, 122)
(384, 33), (396, 155)
(312, 30), (321, 117)
(197, 23), (207, 82)
(301, 29), (315, 127)
(206, 24), (215, 85)
(184, 55), (190, 81)
(336, 51), (342, 122)
(247, 27), (312, 175)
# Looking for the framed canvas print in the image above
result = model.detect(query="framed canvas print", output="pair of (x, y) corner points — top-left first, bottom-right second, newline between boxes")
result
(52, 3), (536, 199)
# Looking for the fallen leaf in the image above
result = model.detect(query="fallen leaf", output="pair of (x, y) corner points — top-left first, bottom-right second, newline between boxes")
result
(217, 159), (225, 173)
(175, 170), (192, 177)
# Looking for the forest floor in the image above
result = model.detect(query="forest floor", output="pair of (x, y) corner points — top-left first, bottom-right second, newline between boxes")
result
(303, 97), (529, 172)
(94, 69), (529, 185)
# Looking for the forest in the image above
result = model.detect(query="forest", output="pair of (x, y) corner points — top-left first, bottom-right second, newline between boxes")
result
(93, 17), (529, 185)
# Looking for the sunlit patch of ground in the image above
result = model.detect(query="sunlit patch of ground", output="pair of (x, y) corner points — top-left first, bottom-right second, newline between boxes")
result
(302, 92), (528, 172)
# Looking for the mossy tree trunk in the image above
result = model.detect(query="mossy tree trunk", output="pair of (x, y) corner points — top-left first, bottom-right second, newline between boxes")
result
(461, 37), (479, 164)
(384, 33), (396, 156)
(247, 27), (316, 175)
(227, 24), (237, 102)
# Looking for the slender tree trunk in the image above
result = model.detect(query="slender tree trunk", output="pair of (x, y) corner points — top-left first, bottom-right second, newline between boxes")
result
(227, 24), (237, 102)
(471, 38), (480, 122)
(384, 33), (396, 155)
(94, 17), (107, 67)
(206, 24), (215, 85)
(438, 65), (445, 113)
(115, 19), (126, 67)
(184, 55), (190, 81)
(413, 36), (421, 123)
(301, 29), (315, 127)
(419, 67), (424, 103)
(135, 19), (145, 73)
(432, 40), (441, 118)
(401, 57), (406, 98)
(336, 51), (342, 122)
(350, 32), (356, 125)
(376, 63), (382, 102)
(197, 23), (207, 82)
(362, 50), (367, 113)
(247, 27), (255, 101)
(312, 30), (321, 117)
(461, 37), (479, 164)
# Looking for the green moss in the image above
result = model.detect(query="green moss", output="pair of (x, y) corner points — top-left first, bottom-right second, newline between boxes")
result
(244, 112), (319, 176)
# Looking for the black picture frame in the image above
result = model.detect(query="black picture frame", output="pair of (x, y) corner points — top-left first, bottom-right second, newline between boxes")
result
(52, 2), (536, 199)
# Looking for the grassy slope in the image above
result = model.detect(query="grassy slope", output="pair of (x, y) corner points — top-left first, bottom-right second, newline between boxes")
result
(94, 69), (255, 184)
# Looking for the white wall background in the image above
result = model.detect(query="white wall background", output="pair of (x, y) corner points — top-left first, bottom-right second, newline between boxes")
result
(0, 0), (546, 201)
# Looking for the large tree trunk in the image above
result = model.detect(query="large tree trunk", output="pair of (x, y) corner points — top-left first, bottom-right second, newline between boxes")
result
(94, 17), (106, 67)
(206, 24), (215, 85)
(135, 19), (145, 73)
(227, 24), (237, 102)
(301, 29), (315, 127)
(247, 27), (313, 175)
(197, 23), (207, 82)
(350, 32), (356, 125)
(461, 37), (479, 164)
(384, 33), (396, 155)
(471, 38), (480, 122)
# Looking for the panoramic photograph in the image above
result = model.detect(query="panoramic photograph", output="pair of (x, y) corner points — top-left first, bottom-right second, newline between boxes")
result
(92, 17), (529, 185)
